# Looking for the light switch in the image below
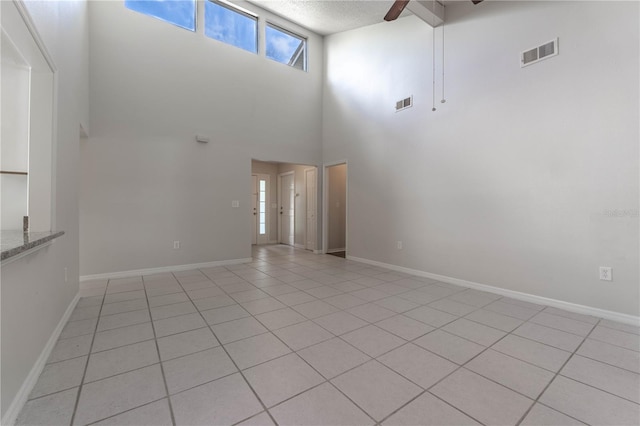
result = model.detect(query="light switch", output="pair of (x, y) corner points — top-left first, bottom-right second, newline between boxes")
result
(232, 200), (239, 208)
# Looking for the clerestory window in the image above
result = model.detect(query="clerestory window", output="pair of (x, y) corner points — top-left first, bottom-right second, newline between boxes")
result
(266, 23), (307, 71)
(205, 1), (258, 54)
(125, 0), (196, 31)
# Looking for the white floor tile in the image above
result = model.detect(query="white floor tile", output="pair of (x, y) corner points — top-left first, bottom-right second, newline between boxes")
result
(342, 325), (405, 358)
(331, 360), (422, 422)
(244, 353), (324, 407)
(274, 320), (334, 350)
(270, 382), (373, 426)
(378, 343), (458, 389)
(92, 399), (173, 426)
(163, 347), (237, 394)
(431, 369), (533, 425)
(18, 248), (640, 426)
(539, 376), (640, 425)
(413, 330), (484, 365)
(170, 373), (262, 425)
(224, 332), (291, 369)
(298, 338), (370, 379)
(73, 365), (166, 425)
(157, 327), (219, 361)
(16, 388), (77, 426)
(85, 340), (158, 383)
(382, 392), (480, 426)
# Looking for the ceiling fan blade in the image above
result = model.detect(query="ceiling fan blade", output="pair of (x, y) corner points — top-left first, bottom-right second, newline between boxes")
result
(471, 0), (484, 4)
(384, 0), (410, 22)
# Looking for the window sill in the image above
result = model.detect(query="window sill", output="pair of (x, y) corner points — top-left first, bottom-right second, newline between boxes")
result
(1, 230), (65, 264)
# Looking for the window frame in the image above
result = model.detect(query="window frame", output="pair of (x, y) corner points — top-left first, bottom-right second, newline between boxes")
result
(265, 21), (308, 71)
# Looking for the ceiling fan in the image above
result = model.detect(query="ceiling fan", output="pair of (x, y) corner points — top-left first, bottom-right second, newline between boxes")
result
(384, 0), (484, 22)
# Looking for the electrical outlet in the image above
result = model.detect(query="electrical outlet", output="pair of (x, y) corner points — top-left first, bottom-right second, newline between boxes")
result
(173, 241), (180, 250)
(397, 241), (403, 250)
(599, 266), (612, 281)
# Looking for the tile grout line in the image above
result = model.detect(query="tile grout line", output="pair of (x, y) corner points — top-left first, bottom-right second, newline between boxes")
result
(69, 279), (110, 426)
(375, 325), (520, 426)
(221, 293), (380, 425)
(383, 322), (496, 425)
(258, 323), (380, 424)
(45, 247), (638, 426)
(142, 275), (178, 426)
(175, 271), (281, 426)
(202, 267), (384, 425)
(81, 397), (168, 425)
(513, 318), (602, 426)
(379, 303), (569, 426)
(206, 252), (623, 425)
(183, 252), (636, 406)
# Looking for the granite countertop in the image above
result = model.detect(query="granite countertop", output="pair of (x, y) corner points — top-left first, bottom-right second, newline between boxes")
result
(1, 230), (65, 261)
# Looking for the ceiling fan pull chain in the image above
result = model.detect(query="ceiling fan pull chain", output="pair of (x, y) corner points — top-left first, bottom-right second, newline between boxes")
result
(432, 26), (437, 111)
(441, 7), (446, 104)
(432, 0), (437, 111)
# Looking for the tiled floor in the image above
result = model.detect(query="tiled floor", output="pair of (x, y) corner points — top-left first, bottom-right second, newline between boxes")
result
(17, 245), (640, 425)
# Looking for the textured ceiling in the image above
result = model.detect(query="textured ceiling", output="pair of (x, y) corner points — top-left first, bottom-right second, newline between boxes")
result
(246, 0), (413, 36)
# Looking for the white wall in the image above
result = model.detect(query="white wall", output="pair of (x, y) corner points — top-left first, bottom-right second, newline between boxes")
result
(1, 0), (87, 418)
(81, 1), (323, 275)
(323, 1), (639, 316)
(327, 163), (346, 251)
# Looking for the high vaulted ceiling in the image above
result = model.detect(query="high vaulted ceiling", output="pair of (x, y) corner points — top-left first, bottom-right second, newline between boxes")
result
(246, 0), (415, 35)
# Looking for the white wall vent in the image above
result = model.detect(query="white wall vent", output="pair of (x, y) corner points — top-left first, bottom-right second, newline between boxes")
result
(521, 38), (558, 67)
(395, 96), (413, 112)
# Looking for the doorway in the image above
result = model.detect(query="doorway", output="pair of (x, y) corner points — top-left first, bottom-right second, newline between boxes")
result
(251, 160), (318, 250)
(324, 162), (347, 256)
(278, 171), (295, 246)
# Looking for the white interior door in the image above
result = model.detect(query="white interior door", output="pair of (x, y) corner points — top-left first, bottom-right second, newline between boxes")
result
(252, 174), (269, 245)
(305, 168), (317, 250)
(323, 162), (348, 255)
(279, 172), (295, 246)
(251, 175), (257, 245)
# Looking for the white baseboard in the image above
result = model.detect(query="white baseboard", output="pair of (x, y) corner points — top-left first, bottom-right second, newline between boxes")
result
(80, 258), (252, 284)
(2, 293), (80, 426)
(327, 248), (346, 254)
(347, 255), (640, 327)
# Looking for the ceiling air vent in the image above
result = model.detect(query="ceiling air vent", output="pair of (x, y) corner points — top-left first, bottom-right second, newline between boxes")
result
(395, 96), (413, 112)
(521, 38), (558, 67)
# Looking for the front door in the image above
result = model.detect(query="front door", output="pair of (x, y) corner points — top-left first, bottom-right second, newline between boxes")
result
(252, 174), (269, 245)
(279, 172), (295, 246)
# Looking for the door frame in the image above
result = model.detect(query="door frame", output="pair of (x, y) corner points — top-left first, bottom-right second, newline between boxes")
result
(304, 167), (318, 251)
(322, 160), (348, 255)
(277, 171), (295, 245)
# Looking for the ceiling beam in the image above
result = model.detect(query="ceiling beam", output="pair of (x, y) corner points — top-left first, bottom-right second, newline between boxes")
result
(406, 1), (445, 27)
